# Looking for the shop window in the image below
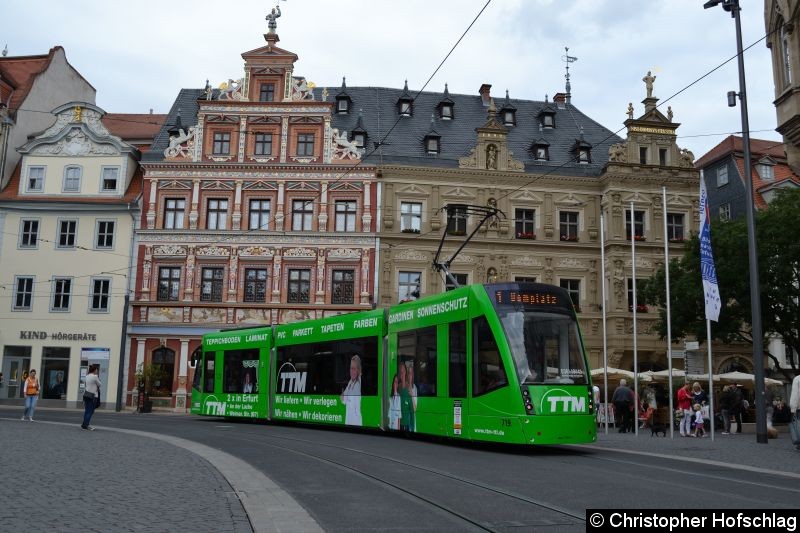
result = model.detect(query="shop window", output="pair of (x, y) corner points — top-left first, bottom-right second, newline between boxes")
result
(222, 348), (260, 394)
(473, 315), (507, 396)
(42, 347), (70, 400)
(397, 326), (437, 397)
(449, 321), (467, 397)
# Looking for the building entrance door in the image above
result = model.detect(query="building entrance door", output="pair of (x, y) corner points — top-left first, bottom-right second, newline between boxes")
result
(2, 357), (31, 400)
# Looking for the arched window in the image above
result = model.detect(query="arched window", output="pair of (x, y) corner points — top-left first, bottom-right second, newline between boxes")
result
(719, 358), (751, 374)
(151, 347), (175, 396)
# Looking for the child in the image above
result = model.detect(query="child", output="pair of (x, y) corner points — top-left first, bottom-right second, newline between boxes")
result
(692, 403), (706, 437)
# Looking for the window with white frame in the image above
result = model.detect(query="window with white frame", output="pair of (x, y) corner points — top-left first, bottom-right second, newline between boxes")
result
(101, 167), (119, 191)
(515, 208), (535, 239)
(51, 277), (72, 311)
(200, 267), (224, 302)
(164, 198), (185, 229)
(207, 199), (228, 230)
(625, 210), (645, 240)
(63, 166), (81, 192)
(515, 276), (536, 283)
(398, 271), (421, 302)
(719, 203), (731, 221)
(249, 199), (271, 230)
(90, 278), (111, 312)
(447, 205), (467, 235)
(26, 166), (44, 192)
(95, 220), (115, 249)
(559, 211), (579, 241)
(400, 201), (422, 232)
(559, 279), (581, 312)
(20, 219), (39, 248)
(335, 200), (357, 232)
(212, 132), (231, 155)
(717, 165), (729, 187)
(157, 267), (181, 301)
(254, 133), (272, 156)
(667, 213), (685, 241)
(296, 134), (315, 157)
(13, 276), (34, 311)
(244, 268), (268, 302)
(757, 163), (775, 181)
(627, 278), (647, 312)
(292, 199), (313, 231)
(58, 219), (77, 248)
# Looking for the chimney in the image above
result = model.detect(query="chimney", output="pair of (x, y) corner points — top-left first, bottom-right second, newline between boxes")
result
(479, 84), (492, 106)
(553, 92), (567, 109)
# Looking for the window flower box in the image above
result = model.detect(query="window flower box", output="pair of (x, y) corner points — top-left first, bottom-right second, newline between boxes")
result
(401, 228), (420, 234)
(560, 235), (578, 242)
(516, 232), (536, 240)
(629, 304), (649, 313)
(669, 237), (684, 243)
(634, 235), (646, 242)
(447, 229), (466, 236)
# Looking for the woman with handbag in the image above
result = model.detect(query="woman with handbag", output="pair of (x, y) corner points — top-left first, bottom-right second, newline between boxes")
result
(81, 364), (101, 431)
(21, 369), (40, 421)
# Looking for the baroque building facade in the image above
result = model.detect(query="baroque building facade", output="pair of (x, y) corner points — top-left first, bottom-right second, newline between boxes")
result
(130, 29), (378, 409)
(766, 0), (800, 172)
(0, 102), (148, 407)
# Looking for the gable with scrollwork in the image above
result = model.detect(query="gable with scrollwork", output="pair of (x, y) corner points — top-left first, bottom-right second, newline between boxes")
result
(328, 248), (361, 260)
(394, 249), (428, 262)
(239, 246), (274, 257)
(196, 245), (230, 256)
(283, 247), (316, 258)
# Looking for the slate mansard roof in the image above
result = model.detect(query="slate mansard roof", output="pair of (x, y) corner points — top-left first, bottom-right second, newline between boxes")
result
(145, 85), (621, 176)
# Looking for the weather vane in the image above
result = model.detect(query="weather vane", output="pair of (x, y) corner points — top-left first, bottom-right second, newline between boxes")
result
(562, 46), (578, 103)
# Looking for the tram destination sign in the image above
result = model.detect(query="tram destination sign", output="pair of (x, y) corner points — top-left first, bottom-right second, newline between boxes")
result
(494, 289), (566, 307)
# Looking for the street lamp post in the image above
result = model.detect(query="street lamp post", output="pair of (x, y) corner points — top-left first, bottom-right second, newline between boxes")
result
(704, 0), (767, 443)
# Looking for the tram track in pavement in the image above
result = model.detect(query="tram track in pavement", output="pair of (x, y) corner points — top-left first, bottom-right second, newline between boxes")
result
(213, 424), (586, 531)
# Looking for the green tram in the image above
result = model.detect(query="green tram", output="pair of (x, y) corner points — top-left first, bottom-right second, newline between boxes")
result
(191, 282), (597, 445)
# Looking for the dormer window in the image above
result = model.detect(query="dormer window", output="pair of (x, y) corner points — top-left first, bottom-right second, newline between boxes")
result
(530, 139), (550, 161)
(259, 83), (275, 102)
(425, 135), (440, 155)
(542, 114), (555, 129)
(352, 131), (366, 148)
(398, 79), (413, 117)
(335, 77), (352, 114)
(500, 90), (516, 126)
(440, 103), (454, 120)
(578, 148), (591, 164)
(101, 167), (119, 192)
(757, 158), (776, 181)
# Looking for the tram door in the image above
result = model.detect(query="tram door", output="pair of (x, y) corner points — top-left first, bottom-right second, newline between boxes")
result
(448, 321), (468, 437)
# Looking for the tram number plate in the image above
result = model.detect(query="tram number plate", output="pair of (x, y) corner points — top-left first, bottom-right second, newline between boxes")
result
(500, 418), (511, 427)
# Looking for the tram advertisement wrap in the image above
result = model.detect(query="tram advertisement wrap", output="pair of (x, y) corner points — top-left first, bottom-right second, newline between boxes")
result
(273, 394), (380, 427)
(530, 385), (591, 415)
(201, 393), (263, 418)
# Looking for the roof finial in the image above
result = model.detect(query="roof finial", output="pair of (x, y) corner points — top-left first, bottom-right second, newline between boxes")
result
(545, 93), (549, 103)
(266, 5), (282, 34)
(341, 76), (347, 89)
(443, 83), (450, 97)
(1, 44), (7, 57)
(562, 46), (577, 105)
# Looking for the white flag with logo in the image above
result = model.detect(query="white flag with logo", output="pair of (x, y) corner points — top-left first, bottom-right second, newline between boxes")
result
(699, 175), (721, 321)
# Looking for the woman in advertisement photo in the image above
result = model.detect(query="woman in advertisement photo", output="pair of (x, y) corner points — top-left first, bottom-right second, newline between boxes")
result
(341, 354), (362, 426)
(388, 373), (401, 430)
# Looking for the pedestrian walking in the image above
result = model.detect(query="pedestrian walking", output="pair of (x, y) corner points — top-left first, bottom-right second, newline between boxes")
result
(81, 364), (101, 431)
(719, 384), (734, 434)
(21, 369), (40, 421)
(611, 379), (634, 433)
(732, 384), (745, 433)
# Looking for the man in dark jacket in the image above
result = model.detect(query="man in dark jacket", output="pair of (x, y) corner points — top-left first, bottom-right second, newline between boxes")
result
(612, 379), (634, 433)
(732, 384), (745, 433)
(719, 385), (735, 434)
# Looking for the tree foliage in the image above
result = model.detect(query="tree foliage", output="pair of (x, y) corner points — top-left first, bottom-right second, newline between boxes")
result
(640, 188), (800, 379)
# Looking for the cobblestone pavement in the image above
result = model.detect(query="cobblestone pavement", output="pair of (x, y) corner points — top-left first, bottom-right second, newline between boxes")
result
(0, 417), (252, 533)
(588, 423), (800, 476)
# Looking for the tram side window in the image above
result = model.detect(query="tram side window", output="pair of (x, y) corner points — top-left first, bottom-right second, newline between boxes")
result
(204, 353), (215, 393)
(397, 326), (437, 397)
(449, 321), (467, 397)
(277, 337), (378, 396)
(222, 349), (259, 394)
(473, 316), (507, 396)
(191, 348), (203, 391)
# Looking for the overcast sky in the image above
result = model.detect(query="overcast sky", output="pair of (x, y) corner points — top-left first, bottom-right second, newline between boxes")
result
(4, 0), (781, 158)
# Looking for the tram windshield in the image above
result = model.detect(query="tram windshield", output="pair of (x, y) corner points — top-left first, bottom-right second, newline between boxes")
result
(496, 309), (588, 386)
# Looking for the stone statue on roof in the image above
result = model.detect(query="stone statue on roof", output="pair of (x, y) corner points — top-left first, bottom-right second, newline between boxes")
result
(643, 70), (656, 98)
(266, 5), (281, 33)
(627, 102), (634, 119)
(667, 106), (673, 122)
